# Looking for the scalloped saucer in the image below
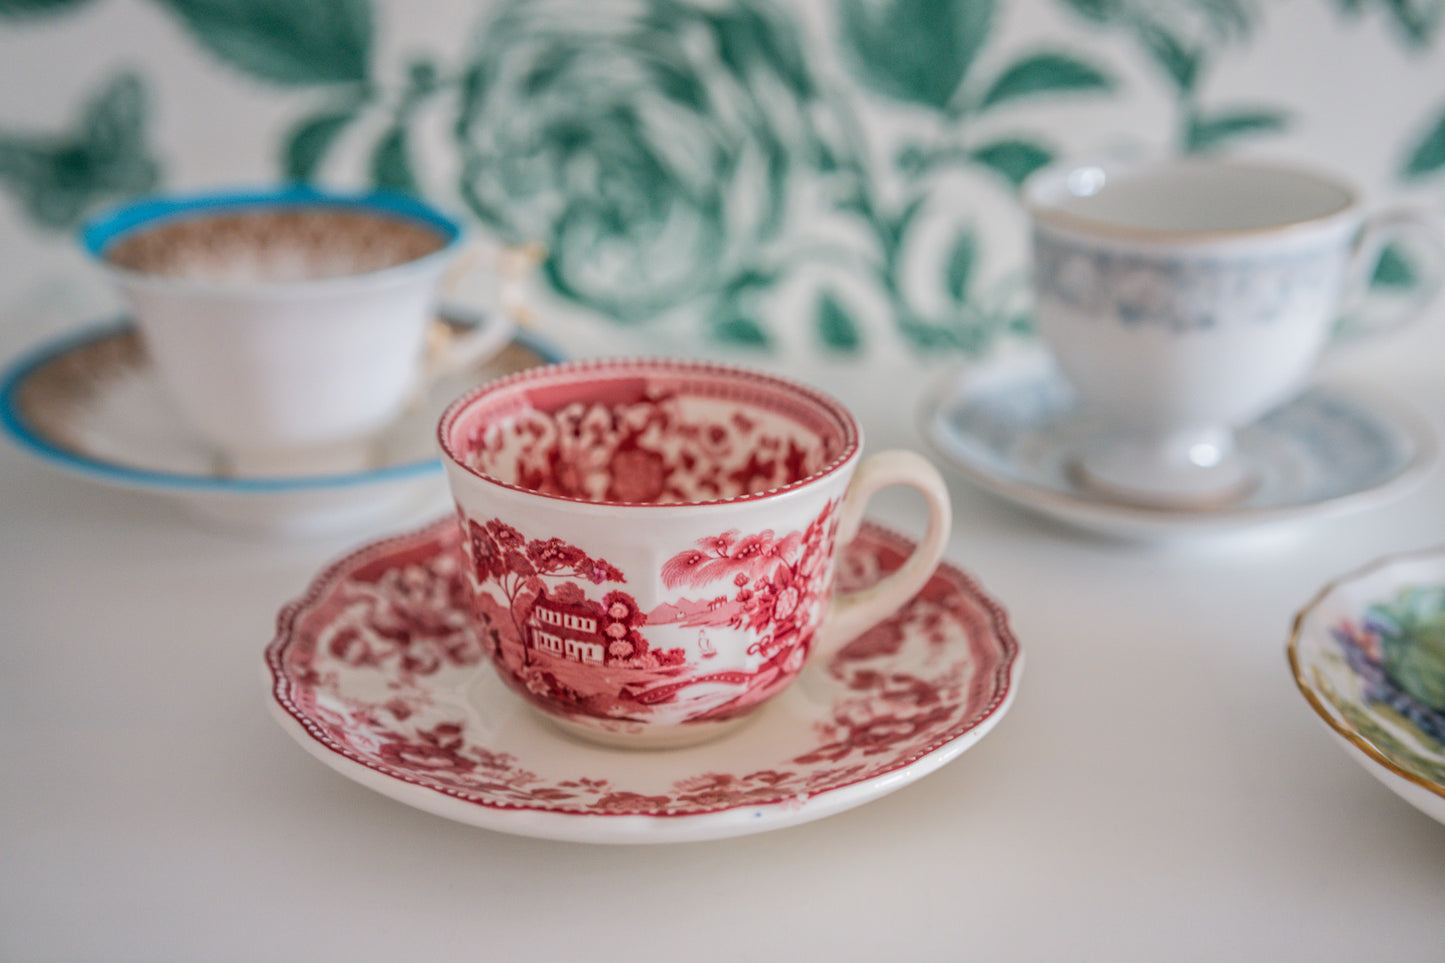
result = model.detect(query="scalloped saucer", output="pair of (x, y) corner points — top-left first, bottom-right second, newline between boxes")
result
(263, 517), (1022, 844)
(1288, 547), (1445, 827)
(0, 313), (560, 537)
(919, 352), (1436, 541)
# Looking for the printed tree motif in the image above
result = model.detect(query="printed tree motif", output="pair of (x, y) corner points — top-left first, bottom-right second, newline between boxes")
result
(464, 517), (624, 661)
(598, 589), (646, 663)
(464, 517), (688, 675)
(661, 500), (838, 667)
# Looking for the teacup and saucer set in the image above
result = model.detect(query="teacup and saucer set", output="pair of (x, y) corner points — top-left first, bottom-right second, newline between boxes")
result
(921, 157), (1442, 540)
(264, 359), (1024, 842)
(921, 154), (1445, 826)
(0, 186), (558, 537)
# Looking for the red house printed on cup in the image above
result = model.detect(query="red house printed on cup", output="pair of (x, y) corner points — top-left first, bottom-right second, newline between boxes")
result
(527, 594), (607, 666)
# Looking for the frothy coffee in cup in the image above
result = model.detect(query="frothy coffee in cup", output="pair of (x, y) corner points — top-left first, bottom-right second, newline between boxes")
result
(103, 207), (450, 284)
(82, 188), (526, 471)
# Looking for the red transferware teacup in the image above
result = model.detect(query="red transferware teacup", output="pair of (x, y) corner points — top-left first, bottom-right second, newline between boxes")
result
(438, 358), (952, 748)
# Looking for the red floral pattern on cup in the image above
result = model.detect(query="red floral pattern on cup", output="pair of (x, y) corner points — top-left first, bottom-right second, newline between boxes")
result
(455, 377), (840, 504)
(265, 518), (1020, 819)
(458, 500), (839, 731)
(439, 359), (954, 749)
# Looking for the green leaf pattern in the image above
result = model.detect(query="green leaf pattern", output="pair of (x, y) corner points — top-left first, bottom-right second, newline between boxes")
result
(0, 0), (94, 18)
(816, 293), (863, 352)
(1403, 110), (1445, 181)
(0, 0), (1442, 351)
(0, 72), (158, 228)
(152, 0), (371, 86)
(281, 106), (361, 182)
(1186, 106), (1290, 153)
(839, 0), (992, 110)
(976, 52), (1114, 111)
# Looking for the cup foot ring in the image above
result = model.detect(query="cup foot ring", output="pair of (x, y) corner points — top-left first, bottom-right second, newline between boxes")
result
(1065, 455), (1261, 510)
(539, 711), (757, 751)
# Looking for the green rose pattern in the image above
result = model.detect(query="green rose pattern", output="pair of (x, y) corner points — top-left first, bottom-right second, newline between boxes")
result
(1, 0), (1442, 353)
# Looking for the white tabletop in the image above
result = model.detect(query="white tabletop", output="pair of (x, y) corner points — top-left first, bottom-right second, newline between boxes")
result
(3, 307), (1444, 962)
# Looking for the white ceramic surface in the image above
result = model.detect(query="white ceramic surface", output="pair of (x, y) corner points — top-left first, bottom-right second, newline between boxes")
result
(1288, 548), (1445, 827)
(918, 351), (1435, 541)
(0, 313), (560, 536)
(82, 187), (504, 460)
(264, 516), (1022, 844)
(1024, 157), (1440, 506)
(438, 358), (953, 747)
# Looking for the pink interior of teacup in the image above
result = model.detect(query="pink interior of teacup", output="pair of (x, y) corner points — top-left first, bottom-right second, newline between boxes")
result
(103, 207), (450, 284)
(440, 360), (859, 506)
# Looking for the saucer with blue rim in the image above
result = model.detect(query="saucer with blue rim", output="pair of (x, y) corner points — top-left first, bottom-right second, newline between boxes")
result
(0, 310), (561, 537)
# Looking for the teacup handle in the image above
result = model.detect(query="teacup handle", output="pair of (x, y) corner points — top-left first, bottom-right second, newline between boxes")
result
(423, 238), (546, 380)
(422, 310), (517, 381)
(812, 450), (953, 654)
(1340, 206), (1445, 339)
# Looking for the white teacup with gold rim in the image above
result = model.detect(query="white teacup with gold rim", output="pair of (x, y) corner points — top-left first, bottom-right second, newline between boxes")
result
(1025, 156), (1442, 507)
(83, 187), (516, 473)
(437, 358), (953, 749)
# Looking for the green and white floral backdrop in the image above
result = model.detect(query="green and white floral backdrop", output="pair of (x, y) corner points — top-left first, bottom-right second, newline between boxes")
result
(1, 0), (1442, 365)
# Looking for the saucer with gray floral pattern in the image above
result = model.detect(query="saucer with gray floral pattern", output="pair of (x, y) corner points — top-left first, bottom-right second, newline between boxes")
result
(919, 352), (1435, 541)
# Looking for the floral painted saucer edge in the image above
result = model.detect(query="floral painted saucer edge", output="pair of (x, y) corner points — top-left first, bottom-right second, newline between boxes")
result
(263, 516), (1023, 844)
(1287, 547), (1445, 827)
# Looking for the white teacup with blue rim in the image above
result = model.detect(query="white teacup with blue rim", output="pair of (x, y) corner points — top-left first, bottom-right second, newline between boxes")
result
(1024, 156), (1442, 507)
(83, 186), (516, 474)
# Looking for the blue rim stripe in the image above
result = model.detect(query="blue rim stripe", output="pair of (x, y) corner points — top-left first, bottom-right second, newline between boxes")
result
(0, 318), (561, 494)
(82, 185), (462, 258)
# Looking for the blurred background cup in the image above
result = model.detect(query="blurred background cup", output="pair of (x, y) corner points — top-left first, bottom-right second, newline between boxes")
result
(82, 186), (518, 474)
(1024, 156), (1444, 507)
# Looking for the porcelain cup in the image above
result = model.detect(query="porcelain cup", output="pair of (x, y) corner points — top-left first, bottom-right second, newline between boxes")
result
(438, 358), (953, 748)
(1025, 156), (1442, 506)
(83, 186), (518, 473)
